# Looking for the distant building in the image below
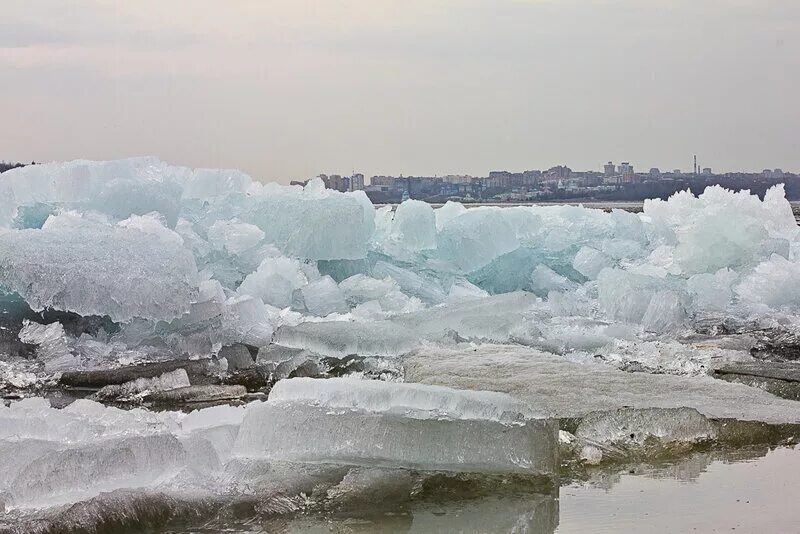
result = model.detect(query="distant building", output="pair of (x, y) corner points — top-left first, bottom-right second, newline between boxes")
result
(350, 173), (364, 191)
(487, 170), (515, 189)
(321, 174), (349, 192)
(604, 161), (616, 176)
(649, 168), (660, 177)
(618, 162), (634, 182)
(370, 175), (395, 187)
(546, 165), (572, 179)
(522, 170), (541, 186)
(701, 167), (713, 176)
(443, 174), (473, 184)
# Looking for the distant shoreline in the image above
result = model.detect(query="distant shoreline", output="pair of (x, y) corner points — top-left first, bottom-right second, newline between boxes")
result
(376, 200), (800, 222)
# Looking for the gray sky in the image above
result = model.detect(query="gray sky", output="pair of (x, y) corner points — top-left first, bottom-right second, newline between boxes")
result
(1, 0), (798, 183)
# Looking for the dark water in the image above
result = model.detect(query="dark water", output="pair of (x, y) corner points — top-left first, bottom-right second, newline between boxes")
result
(558, 446), (800, 533)
(156, 445), (800, 533)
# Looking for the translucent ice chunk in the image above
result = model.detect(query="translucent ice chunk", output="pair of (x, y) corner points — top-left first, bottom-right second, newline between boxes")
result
(434, 200), (467, 231)
(687, 268), (737, 312)
(436, 208), (520, 272)
(233, 402), (557, 475)
(218, 295), (274, 347)
(529, 265), (578, 297)
(575, 407), (717, 448)
(275, 320), (417, 357)
(238, 256), (309, 308)
(597, 268), (685, 328)
(338, 274), (400, 306)
(641, 289), (687, 333)
(18, 320), (76, 370)
(207, 219), (265, 255)
(0, 214), (198, 322)
(301, 276), (348, 316)
(572, 246), (613, 279)
(239, 180), (375, 260)
(389, 199), (437, 251)
(269, 377), (535, 423)
(736, 254), (800, 309)
(371, 261), (447, 304)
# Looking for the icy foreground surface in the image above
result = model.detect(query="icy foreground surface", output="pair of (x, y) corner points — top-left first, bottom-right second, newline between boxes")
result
(0, 379), (555, 514)
(404, 345), (800, 424)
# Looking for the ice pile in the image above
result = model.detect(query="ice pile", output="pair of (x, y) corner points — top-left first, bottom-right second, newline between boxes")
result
(1, 158), (800, 381)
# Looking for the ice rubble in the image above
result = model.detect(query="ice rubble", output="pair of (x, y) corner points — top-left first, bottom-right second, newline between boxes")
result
(1, 157), (800, 385)
(0, 378), (556, 515)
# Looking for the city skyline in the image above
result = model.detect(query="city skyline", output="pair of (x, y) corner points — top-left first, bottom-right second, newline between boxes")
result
(311, 157), (792, 183)
(2, 1), (799, 183)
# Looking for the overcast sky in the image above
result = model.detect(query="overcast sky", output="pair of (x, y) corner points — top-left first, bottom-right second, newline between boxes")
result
(1, 1), (798, 183)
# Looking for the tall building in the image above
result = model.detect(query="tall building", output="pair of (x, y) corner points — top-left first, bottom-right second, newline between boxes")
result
(350, 173), (365, 191)
(323, 174), (348, 192)
(546, 165), (572, 179)
(604, 161), (616, 176)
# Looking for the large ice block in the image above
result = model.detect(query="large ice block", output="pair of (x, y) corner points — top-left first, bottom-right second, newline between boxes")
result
(389, 199), (437, 252)
(0, 214), (198, 322)
(233, 402), (558, 475)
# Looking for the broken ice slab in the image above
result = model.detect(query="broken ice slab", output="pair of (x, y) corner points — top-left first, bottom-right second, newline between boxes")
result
(269, 377), (536, 423)
(274, 320), (418, 358)
(91, 368), (191, 402)
(6, 434), (187, 510)
(145, 384), (247, 404)
(300, 275), (348, 316)
(403, 344), (800, 424)
(393, 291), (538, 334)
(233, 401), (558, 475)
(274, 292), (540, 358)
(371, 261), (448, 304)
(572, 407), (717, 464)
(0, 397), (248, 510)
(59, 359), (215, 389)
(713, 361), (800, 401)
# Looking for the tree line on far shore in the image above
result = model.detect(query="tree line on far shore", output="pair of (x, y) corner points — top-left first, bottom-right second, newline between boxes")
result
(0, 161), (35, 173)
